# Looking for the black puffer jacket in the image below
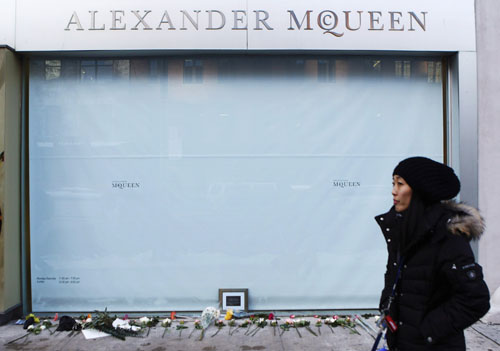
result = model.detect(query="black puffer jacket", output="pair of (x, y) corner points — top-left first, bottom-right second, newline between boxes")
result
(376, 201), (490, 351)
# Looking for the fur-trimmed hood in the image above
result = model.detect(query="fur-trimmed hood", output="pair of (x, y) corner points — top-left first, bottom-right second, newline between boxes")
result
(443, 201), (485, 240)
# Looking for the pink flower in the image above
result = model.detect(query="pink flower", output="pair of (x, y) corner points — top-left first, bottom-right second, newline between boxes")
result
(290, 314), (295, 319)
(268, 313), (275, 320)
(314, 315), (319, 318)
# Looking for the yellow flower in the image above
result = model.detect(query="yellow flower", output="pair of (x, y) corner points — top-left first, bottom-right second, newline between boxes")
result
(224, 309), (233, 320)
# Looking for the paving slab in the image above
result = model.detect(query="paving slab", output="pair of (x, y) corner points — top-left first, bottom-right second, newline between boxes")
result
(468, 323), (500, 349)
(1, 317), (499, 351)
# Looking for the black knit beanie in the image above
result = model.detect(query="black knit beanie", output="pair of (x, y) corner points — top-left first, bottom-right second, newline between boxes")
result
(393, 157), (460, 203)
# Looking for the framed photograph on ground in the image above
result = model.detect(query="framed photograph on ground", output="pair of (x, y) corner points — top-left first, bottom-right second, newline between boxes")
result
(218, 289), (248, 311)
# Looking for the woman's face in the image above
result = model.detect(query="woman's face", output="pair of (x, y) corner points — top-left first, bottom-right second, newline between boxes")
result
(392, 175), (412, 212)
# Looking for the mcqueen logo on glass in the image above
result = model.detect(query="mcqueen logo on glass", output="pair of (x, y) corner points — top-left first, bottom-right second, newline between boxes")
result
(112, 181), (140, 189)
(332, 179), (361, 188)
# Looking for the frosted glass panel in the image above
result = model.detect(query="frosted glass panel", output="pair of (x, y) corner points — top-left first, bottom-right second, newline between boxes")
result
(29, 56), (444, 311)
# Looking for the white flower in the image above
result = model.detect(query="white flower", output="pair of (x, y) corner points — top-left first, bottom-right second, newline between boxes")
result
(139, 317), (150, 324)
(27, 325), (34, 330)
(200, 307), (220, 329)
(259, 318), (264, 323)
(131, 326), (141, 332)
(40, 325), (46, 330)
(113, 318), (131, 330)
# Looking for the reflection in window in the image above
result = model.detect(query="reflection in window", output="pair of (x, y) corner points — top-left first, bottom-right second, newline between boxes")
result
(97, 60), (113, 79)
(81, 60), (114, 81)
(113, 60), (130, 79)
(395, 60), (411, 79)
(183, 59), (203, 83)
(287, 59), (305, 77)
(371, 60), (382, 72)
(81, 60), (97, 81)
(150, 59), (168, 80)
(318, 59), (336, 82)
(31, 56), (444, 86)
(45, 60), (61, 80)
(427, 61), (442, 83)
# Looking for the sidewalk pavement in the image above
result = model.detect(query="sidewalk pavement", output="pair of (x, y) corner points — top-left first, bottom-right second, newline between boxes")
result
(1, 316), (499, 351)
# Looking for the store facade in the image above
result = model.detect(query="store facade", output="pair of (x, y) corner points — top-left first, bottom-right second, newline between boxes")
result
(2, 0), (498, 318)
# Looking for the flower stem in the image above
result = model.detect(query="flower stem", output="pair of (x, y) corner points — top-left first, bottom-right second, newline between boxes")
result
(348, 326), (360, 335)
(162, 328), (168, 338)
(211, 328), (221, 337)
(251, 327), (260, 337)
(328, 325), (335, 334)
(305, 326), (318, 337)
(229, 326), (238, 336)
(199, 329), (205, 341)
(5, 333), (29, 345)
(317, 326), (321, 335)
(295, 326), (302, 338)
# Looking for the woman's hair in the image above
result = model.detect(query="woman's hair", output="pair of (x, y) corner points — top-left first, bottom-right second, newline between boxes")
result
(400, 191), (427, 252)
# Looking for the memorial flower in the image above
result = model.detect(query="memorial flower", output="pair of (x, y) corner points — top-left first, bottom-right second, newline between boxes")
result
(241, 319), (252, 335)
(324, 315), (360, 335)
(139, 316), (159, 336)
(200, 307), (220, 329)
(176, 320), (188, 337)
(295, 319), (317, 336)
(249, 318), (267, 337)
(161, 318), (172, 338)
(224, 309), (233, 320)
(315, 318), (322, 335)
(279, 319), (292, 336)
(228, 319), (236, 335)
(83, 309), (142, 340)
(211, 320), (225, 337)
(324, 318), (336, 334)
(188, 319), (201, 339)
(270, 320), (278, 336)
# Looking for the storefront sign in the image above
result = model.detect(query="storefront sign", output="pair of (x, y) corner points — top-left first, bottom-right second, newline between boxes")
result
(14, 0), (475, 52)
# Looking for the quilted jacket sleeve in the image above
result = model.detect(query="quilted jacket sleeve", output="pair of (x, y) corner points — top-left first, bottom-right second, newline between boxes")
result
(419, 234), (490, 344)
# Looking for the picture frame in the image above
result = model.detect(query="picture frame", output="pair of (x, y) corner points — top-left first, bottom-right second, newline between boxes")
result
(218, 288), (248, 311)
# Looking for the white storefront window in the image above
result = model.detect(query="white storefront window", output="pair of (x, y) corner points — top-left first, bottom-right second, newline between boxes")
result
(29, 55), (444, 311)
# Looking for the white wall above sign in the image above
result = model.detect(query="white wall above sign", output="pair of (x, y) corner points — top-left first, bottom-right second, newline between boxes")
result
(0, 0), (16, 48)
(14, 0), (475, 52)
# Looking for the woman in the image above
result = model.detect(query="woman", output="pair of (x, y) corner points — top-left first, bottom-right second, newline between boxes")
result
(376, 157), (490, 351)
